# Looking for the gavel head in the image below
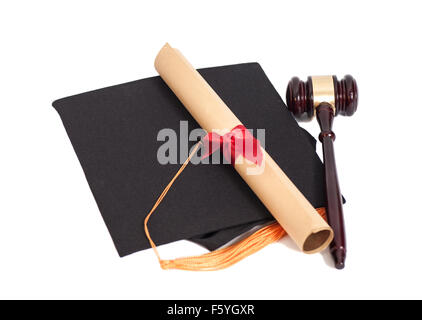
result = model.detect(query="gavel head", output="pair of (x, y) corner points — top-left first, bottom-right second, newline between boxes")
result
(286, 75), (358, 121)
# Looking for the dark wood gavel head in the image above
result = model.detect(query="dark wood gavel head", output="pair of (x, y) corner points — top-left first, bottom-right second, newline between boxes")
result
(286, 75), (358, 121)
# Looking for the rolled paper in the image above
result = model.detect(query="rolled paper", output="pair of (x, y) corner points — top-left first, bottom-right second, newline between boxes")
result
(154, 43), (333, 254)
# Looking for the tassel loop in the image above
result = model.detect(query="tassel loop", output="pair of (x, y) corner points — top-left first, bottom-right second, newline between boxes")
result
(144, 140), (327, 271)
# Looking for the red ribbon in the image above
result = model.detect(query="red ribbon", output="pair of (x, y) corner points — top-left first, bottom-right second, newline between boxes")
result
(201, 125), (263, 165)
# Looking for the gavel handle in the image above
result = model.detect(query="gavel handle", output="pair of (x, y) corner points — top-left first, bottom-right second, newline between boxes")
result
(316, 103), (347, 269)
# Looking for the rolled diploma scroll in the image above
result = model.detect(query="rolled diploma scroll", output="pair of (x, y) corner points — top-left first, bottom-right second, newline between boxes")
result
(155, 43), (333, 253)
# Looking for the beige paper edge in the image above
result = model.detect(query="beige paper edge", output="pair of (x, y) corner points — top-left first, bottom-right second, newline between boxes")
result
(154, 43), (333, 254)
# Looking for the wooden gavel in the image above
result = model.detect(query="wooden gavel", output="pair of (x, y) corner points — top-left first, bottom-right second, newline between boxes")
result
(286, 75), (358, 269)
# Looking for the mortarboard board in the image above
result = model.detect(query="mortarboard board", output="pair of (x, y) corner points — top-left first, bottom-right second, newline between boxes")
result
(53, 63), (328, 257)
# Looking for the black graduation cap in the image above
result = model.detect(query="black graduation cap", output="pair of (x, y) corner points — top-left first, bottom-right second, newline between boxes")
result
(53, 63), (327, 257)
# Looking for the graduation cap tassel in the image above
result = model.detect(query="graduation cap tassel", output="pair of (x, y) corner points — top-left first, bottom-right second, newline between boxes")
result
(144, 141), (327, 271)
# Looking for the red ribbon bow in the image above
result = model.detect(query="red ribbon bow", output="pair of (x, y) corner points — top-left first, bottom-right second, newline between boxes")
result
(201, 125), (263, 165)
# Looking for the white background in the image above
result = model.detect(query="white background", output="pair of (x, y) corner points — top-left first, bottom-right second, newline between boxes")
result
(1, 0), (421, 300)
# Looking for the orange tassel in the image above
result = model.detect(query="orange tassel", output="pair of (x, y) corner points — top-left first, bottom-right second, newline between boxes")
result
(144, 142), (327, 271)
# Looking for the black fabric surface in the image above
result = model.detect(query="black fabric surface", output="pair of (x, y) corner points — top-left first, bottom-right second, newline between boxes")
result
(53, 63), (327, 257)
